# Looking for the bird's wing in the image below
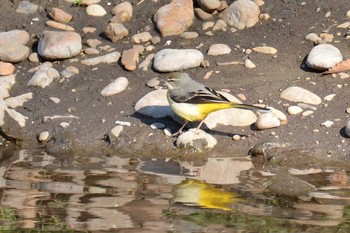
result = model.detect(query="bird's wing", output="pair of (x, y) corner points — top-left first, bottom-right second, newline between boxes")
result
(170, 87), (230, 104)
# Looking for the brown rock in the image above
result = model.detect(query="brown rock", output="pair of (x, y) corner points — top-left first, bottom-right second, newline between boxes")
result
(154, 0), (194, 36)
(194, 8), (214, 21)
(49, 8), (73, 23)
(0, 62), (15, 75)
(121, 48), (139, 71)
(110, 1), (133, 23)
(46, 20), (75, 31)
(104, 23), (128, 43)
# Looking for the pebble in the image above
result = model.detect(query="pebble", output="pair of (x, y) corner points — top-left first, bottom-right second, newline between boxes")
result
(100, 77), (129, 97)
(15, 1), (38, 14)
(38, 131), (50, 142)
(81, 51), (121, 66)
(197, 0), (221, 12)
(0, 44), (30, 63)
(244, 58), (256, 68)
(82, 27), (97, 33)
(255, 113), (280, 130)
(27, 67), (60, 88)
(28, 53), (40, 63)
(163, 128), (172, 137)
(0, 62), (15, 76)
(111, 1), (133, 23)
(180, 31), (199, 39)
(337, 22), (350, 29)
(38, 31), (82, 60)
(150, 122), (165, 129)
(212, 19), (227, 31)
(324, 94), (336, 101)
(0, 75), (16, 99)
(220, 0), (260, 29)
(207, 44), (231, 56)
(345, 119), (350, 137)
(115, 120), (131, 126)
(146, 78), (160, 88)
(287, 106), (303, 115)
(131, 32), (152, 44)
(0, 30), (29, 46)
(151, 36), (161, 44)
(154, 0), (194, 36)
(153, 49), (204, 72)
(202, 21), (215, 30)
(104, 23), (128, 42)
(302, 110), (313, 116)
(268, 107), (287, 123)
(121, 48), (139, 71)
(61, 66), (79, 78)
(175, 128), (217, 151)
(86, 4), (107, 16)
(60, 122), (70, 128)
(86, 39), (102, 48)
(49, 97), (60, 103)
(28, 62), (53, 73)
(111, 125), (123, 137)
(252, 46), (278, 54)
(49, 8), (73, 23)
(306, 44), (342, 70)
(347, 10), (350, 18)
(46, 20), (75, 31)
(84, 47), (100, 55)
(319, 33), (333, 43)
(259, 13), (270, 21)
(321, 120), (334, 128)
(139, 53), (155, 71)
(232, 134), (241, 141)
(305, 32), (321, 44)
(281, 86), (322, 105)
(4, 92), (32, 108)
(194, 8), (214, 21)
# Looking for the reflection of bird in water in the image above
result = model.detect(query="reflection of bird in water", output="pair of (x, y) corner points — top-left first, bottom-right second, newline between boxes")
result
(165, 72), (270, 135)
(170, 179), (239, 211)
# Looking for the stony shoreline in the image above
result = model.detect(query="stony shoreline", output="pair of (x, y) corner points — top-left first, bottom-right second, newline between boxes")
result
(0, 0), (350, 161)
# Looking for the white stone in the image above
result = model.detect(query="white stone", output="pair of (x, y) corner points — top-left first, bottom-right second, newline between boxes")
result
(0, 75), (16, 99)
(81, 52), (121, 66)
(252, 46), (277, 54)
(306, 44), (343, 70)
(302, 110), (313, 116)
(321, 120), (334, 128)
(150, 122), (165, 129)
(207, 43), (231, 56)
(100, 77), (129, 96)
(111, 125), (123, 137)
(287, 106), (303, 115)
(337, 22), (350, 28)
(305, 33), (321, 43)
(86, 4), (107, 16)
(281, 86), (321, 105)
(131, 32), (152, 44)
(38, 131), (50, 142)
(176, 128), (217, 150)
(346, 10), (350, 18)
(153, 49), (204, 72)
(324, 94), (336, 101)
(244, 58), (256, 68)
(4, 93), (33, 108)
(27, 68), (60, 88)
(255, 113), (280, 130)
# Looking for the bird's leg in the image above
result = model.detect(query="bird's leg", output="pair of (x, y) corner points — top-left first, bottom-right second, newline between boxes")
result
(172, 120), (189, 136)
(196, 119), (205, 130)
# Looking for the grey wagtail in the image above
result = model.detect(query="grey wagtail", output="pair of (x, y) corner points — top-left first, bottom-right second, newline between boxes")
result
(165, 72), (270, 135)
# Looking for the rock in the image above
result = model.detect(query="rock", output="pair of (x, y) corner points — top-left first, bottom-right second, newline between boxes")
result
(111, 125), (123, 137)
(244, 58), (256, 68)
(345, 119), (350, 137)
(0, 30), (29, 46)
(134, 89), (176, 119)
(204, 92), (257, 128)
(131, 32), (152, 44)
(305, 32), (321, 44)
(139, 53), (155, 71)
(212, 19), (227, 30)
(151, 36), (161, 44)
(0, 44), (30, 63)
(153, 49), (204, 72)
(321, 120), (334, 128)
(259, 13), (270, 21)
(49, 8), (72, 23)
(154, 0), (194, 36)
(15, 1), (38, 14)
(27, 67), (60, 88)
(28, 62), (53, 73)
(86, 4), (107, 16)
(46, 20), (75, 31)
(61, 66), (79, 78)
(220, 0), (260, 29)
(146, 78), (160, 88)
(255, 113), (280, 130)
(38, 31), (82, 60)
(82, 27), (97, 33)
(324, 94), (336, 101)
(84, 47), (99, 55)
(49, 97), (60, 103)
(150, 122), (165, 129)
(104, 23), (128, 42)
(28, 53), (40, 63)
(337, 22), (350, 29)
(218, 0), (228, 11)
(194, 8), (214, 21)
(281, 86), (322, 105)
(0, 75), (16, 99)
(86, 39), (102, 48)
(38, 131), (50, 143)
(100, 77), (129, 96)
(0, 62), (15, 75)
(180, 31), (199, 39)
(268, 106), (287, 123)
(306, 44), (343, 71)
(176, 128), (217, 151)
(81, 51), (121, 66)
(252, 46), (277, 54)
(207, 43), (231, 56)
(197, 0), (221, 12)
(202, 21), (215, 30)
(111, 1), (133, 23)
(268, 172), (315, 196)
(347, 10), (350, 18)
(287, 106), (303, 115)
(121, 48), (139, 71)
(302, 110), (313, 117)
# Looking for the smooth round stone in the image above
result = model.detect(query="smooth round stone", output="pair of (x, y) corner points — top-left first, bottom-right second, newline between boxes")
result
(100, 77), (129, 96)
(281, 86), (321, 105)
(176, 129), (217, 151)
(306, 44), (343, 70)
(305, 33), (321, 43)
(150, 122), (165, 129)
(345, 119), (350, 137)
(111, 125), (123, 137)
(0, 30), (29, 46)
(27, 67), (60, 88)
(244, 58), (256, 68)
(321, 120), (334, 128)
(207, 44), (231, 56)
(0, 44), (30, 63)
(287, 106), (303, 115)
(255, 113), (280, 130)
(28, 52), (40, 62)
(180, 31), (199, 39)
(15, 1), (38, 14)
(0, 62), (15, 76)
(86, 4), (107, 16)
(146, 78), (160, 88)
(38, 131), (50, 142)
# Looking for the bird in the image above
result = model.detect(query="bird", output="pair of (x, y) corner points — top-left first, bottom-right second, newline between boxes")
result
(165, 72), (270, 135)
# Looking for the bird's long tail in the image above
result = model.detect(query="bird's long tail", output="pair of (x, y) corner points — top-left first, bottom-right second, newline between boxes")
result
(230, 102), (271, 113)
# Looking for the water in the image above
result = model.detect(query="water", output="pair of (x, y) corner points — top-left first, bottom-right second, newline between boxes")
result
(0, 147), (350, 232)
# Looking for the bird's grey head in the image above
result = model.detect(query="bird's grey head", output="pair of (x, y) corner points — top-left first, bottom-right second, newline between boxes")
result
(165, 72), (191, 90)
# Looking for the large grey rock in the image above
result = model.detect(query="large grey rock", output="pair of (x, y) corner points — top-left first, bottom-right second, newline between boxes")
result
(281, 86), (322, 105)
(27, 67), (60, 88)
(306, 44), (343, 70)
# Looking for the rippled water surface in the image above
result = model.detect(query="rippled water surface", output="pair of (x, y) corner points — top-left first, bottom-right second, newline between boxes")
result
(0, 148), (350, 232)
